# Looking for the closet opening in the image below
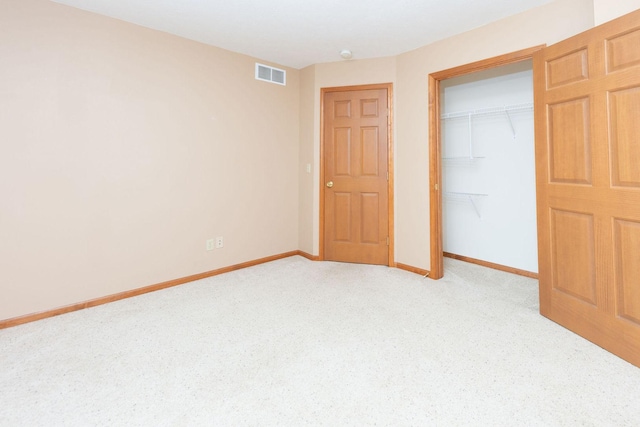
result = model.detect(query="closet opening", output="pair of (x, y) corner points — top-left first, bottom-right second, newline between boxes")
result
(428, 46), (544, 280)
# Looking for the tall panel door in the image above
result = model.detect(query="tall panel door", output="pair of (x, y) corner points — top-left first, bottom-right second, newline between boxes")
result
(534, 10), (640, 367)
(323, 88), (389, 265)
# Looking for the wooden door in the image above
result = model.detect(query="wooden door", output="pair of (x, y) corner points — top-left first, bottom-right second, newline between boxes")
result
(322, 87), (390, 265)
(534, 10), (640, 367)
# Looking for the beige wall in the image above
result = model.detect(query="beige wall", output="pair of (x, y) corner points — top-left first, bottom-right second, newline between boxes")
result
(298, 57), (397, 255)
(0, 0), (300, 320)
(594, 0), (640, 24)
(393, 0), (595, 269)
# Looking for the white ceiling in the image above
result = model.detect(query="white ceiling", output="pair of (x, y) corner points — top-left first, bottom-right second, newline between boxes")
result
(52, 0), (555, 69)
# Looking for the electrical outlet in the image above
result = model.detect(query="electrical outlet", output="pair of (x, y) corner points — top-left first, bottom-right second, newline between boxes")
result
(206, 239), (215, 251)
(215, 236), (224, 248)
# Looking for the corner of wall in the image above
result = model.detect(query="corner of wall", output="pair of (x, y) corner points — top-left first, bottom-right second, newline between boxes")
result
(298, 65), (317, 255)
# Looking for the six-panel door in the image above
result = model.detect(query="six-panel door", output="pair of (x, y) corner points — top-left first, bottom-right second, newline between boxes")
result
(323, 88), (389, 265)
(534, 9), (640, 368)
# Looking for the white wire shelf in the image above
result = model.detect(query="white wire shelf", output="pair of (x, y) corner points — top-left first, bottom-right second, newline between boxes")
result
(441, 102), (534, 120)
(444, 191), (488, 219)
(442, 102), (533, 140)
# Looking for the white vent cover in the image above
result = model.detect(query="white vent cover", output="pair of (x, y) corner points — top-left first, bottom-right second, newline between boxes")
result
(255, 63), (286, 85)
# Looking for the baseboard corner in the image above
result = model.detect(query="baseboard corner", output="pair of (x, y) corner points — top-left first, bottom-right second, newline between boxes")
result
(296, 250), (320, 261)
(395, 262), (430, 277)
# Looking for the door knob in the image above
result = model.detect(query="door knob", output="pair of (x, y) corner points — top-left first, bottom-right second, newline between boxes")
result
(326, 181), (334, 188)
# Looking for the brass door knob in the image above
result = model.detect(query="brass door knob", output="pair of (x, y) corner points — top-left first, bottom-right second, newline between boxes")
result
(326, 181), (334, 188)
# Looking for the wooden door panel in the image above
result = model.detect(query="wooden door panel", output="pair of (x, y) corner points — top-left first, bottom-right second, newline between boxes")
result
(535, 9), (640, 367)
(361, 127), (380, 176)
(333, 192), (352, 242)
(546, 48), (589, 88)
(609, 87), (640, 187)
(606, 28), (640, 72)
(323, 87), (389, 265)
(613, 219), (640, 326)
(361, 98), (380, 117)
(548, 98), (592, 184)
(550, 209), (597, 305)
(334, 100), (352, 118)
(334, 128), (352, 176)
(360, 193), (380, 244)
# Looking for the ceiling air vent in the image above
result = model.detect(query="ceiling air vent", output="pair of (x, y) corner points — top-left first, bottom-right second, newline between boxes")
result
(255, 63), (286, 86)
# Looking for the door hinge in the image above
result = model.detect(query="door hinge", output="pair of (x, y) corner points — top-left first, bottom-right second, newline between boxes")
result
(387, 171), (389, 181)
(386, 236), (390, 246)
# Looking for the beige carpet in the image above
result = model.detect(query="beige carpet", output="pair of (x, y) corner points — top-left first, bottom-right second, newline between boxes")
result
(1, 256), (639, 426)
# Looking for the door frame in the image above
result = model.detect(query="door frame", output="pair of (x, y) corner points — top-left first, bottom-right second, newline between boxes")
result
(319, 83), (395, 266)
(427, 46), (544, 279)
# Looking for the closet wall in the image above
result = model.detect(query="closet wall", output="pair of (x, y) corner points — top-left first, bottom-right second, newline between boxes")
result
(441, 61), (537, 273)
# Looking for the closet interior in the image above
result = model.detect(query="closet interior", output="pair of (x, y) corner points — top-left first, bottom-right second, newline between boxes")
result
(440, 60), (538, 275)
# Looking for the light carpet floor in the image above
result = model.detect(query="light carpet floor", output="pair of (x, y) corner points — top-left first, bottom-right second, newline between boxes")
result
(1, 256), (639, 426)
